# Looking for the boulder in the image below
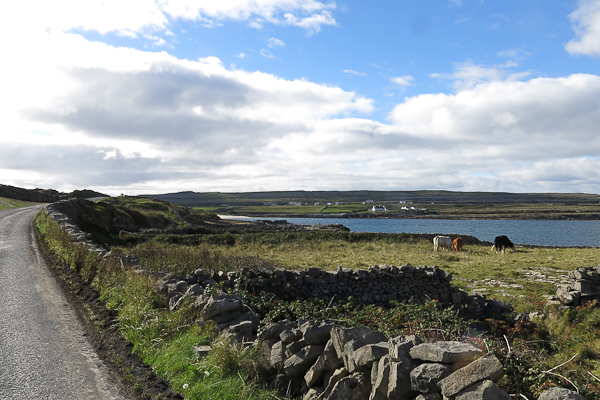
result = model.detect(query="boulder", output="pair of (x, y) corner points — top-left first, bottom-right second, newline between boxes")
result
(300, 321), (336, 345)
(347, 342), (389, 373)
(283, 345), (326, 377)
(387, 357), (416, 400)
(280, 328), (303, 343)
(389, 335), (422, 361)
(455, 379), (512, 400)
(259, 320), (299, 342)
(331, 326), (373, 360)
(342, 330), (388, 372)
(270, 341), (287, 370)
(213, 310), (244, 325)
(437, 354), (503, 398)
(410, 341), (482, 363)
(197, 294), (244, 319)
(538, 387), (588, 400)
(303, 386), (324, 400)
(216, 310), (259, 332)
(369, 355), (390, 400)
(323, 339), (344, 371)
(410, 363), (452, 393)
(416, 393), (443, 400)
(220, 320), (254, 342)
(304, 354), (327, 387)
(322, 368), (349, 399)
(327, 372), (372, 400)
(286, 340), (308, 358)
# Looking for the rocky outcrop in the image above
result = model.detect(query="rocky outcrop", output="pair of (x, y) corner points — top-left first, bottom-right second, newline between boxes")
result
(553, 265), (600, 306)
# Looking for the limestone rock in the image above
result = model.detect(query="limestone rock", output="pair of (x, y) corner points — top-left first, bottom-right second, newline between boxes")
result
(342, 330), (388, 372)
(455, 379), (512, 400)
(327, 372), (371, 400)
(270, 341), (287, 370)
(303, 386), (324, 400)
(438, 354), (503, 398)
(304, 354), (327, 387)
(322, 368), (349, 399)
(410, 341), (482, 363)
(330, 326), (373, 360)
(348, 342), (389, 373)
(410, 363), (452, 393)
(198, 294), (243, 319)
(387, 357), (416, 400)
(280, 328), (302, 343)
(389, 335), (422, 361)
(416, 393), (443, 400)
(300, 320), (336, 345)
(369, 355), (390, 400)
(258, 319), (298, 342)
(538, 387), (588, 400)
(283, 345), (326, 377)
(323, 339), (343, 371)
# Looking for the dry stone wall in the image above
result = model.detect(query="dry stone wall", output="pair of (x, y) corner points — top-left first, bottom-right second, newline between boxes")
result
(554, 266), (600, 307)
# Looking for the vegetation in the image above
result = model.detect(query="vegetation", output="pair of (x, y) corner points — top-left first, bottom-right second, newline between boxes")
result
(34, 196), (600, 399)
(0, 196), (35, 210)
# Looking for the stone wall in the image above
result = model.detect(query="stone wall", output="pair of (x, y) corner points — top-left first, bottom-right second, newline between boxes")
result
(554, 265), (600, 306)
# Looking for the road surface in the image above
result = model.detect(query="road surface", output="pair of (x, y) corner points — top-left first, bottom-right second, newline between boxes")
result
(0, 205), (126, 399)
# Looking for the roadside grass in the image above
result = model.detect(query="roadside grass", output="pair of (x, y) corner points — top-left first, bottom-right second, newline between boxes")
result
(0, 196), (36, 210)
(36, 207), (600, 399)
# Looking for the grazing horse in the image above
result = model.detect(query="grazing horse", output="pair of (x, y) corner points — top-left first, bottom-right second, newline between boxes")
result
(492, 235), (515, 254)
(452, 237), (463, 252)
(433, 235), (452, 252)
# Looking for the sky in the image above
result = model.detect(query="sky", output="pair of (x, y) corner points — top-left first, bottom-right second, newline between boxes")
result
(2, 0), (600, 196)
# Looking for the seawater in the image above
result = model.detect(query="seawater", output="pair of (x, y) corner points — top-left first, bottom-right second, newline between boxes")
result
(219, 216), (600, 247)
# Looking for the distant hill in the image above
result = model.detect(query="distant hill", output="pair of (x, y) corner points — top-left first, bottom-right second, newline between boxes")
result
(0, 184), (109, 203)
(142, 190), (600, 207)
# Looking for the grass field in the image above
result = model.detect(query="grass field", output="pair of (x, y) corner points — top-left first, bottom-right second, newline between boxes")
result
(0, 196), (35, 210)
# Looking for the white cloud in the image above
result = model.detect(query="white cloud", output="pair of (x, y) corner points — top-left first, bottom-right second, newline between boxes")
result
(430, 60), (531, 91)
(268, 37), (286, 47)
(342, 69), (367, 76)
(391, 75), (415, 87)
(565, 0), (600, 56)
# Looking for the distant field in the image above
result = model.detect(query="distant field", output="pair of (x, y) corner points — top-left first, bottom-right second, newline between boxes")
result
(152, 190), (600, 220)
(201, 201), (600, 220)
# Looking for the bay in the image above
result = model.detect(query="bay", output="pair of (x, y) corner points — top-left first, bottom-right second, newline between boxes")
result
(220, 216), (600, 247)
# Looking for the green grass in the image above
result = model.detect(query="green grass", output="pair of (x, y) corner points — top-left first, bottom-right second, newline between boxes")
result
(0, 196), (36, 210)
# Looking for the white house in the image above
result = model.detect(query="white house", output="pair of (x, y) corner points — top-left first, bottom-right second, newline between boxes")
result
(371, 205), (387, 211)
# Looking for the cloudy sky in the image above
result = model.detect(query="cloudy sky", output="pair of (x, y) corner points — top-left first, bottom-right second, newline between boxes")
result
(2, 0), (600, 196)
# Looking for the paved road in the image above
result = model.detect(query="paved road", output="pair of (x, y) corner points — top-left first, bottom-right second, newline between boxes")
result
(0, 205), (125, 399)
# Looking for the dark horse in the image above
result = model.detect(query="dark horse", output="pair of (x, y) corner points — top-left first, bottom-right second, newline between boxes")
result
(492, 235), (515, 254)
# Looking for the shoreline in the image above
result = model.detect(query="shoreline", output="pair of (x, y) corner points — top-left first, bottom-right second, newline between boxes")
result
(218, 213), (600, 221)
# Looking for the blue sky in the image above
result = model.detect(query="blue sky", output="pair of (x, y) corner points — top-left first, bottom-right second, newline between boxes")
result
(2, 0), (600, 195)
